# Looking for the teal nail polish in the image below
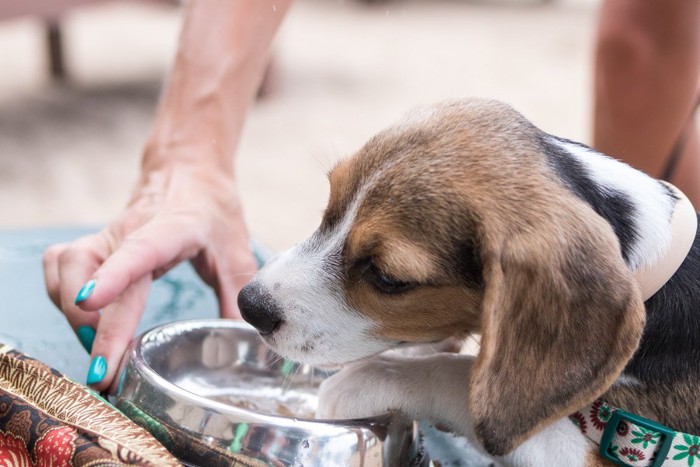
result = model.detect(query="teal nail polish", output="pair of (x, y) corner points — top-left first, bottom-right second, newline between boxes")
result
(86, 356), (107, 385)
(75, 279), (96, 304)
(76, 325), (96, 353)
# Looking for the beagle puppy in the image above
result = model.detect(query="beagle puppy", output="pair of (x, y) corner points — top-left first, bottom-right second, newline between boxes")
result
(237, 99), (700, 466)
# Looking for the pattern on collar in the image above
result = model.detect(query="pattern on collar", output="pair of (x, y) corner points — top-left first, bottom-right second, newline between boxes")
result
(570, 400), (700, 467)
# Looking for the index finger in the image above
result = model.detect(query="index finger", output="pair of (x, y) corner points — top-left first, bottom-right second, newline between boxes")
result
(74, 218), (205, 312)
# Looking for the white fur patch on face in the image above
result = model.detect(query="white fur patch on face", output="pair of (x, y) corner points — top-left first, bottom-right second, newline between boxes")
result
(554, 138), (675, 271)
(251, 199), (396, 367)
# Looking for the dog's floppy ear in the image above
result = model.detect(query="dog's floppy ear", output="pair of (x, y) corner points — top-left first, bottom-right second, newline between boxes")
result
(468, 203), (646, 456)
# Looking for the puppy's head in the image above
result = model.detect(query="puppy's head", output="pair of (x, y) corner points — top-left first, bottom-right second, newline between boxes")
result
(238, 99), (645, 455)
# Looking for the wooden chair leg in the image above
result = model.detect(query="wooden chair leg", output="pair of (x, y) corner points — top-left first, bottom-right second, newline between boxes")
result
(46, 20), (67, 82)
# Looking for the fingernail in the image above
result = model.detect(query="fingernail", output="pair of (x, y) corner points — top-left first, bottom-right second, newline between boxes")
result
(76, 326), (96, 353)
(75, 279), (96, 304)
(86, 356), (107, 385)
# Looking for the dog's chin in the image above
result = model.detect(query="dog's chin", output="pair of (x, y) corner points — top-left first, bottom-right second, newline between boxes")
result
(286, 352), (386, 371)
(257, 329), (398, 369)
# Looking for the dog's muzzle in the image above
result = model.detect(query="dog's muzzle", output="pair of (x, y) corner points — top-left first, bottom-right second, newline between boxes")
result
(237, 282), (284, 335)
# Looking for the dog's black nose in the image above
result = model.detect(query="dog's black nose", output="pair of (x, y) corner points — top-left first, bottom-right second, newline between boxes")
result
(237, 283), (283, 335)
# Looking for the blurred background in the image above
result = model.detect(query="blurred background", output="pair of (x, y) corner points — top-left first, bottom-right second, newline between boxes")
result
(0, 0), (599, 252)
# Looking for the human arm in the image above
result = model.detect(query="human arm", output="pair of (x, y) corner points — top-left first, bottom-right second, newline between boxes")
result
(593, 0), (700, 205)
(43, 0), (292, 391)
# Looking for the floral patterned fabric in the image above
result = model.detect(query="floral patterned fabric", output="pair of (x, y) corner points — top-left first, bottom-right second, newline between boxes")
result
(0, 344), (179, 466)
(570, 399), (700, 467)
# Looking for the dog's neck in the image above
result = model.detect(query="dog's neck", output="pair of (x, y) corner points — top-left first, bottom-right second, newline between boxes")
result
(635, 182), (697, 301)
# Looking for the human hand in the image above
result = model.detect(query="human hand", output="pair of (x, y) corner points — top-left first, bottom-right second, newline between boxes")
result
(43, 161), (257, 391)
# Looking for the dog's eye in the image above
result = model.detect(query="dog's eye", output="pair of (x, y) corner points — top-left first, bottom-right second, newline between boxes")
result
(369, 264), (416, 295)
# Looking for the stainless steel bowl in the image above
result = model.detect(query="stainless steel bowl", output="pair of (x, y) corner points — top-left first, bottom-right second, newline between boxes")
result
(114, 320), (429, 467)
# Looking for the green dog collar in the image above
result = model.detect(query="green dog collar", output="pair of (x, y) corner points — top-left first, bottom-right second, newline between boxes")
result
(570, 400), (699, 467)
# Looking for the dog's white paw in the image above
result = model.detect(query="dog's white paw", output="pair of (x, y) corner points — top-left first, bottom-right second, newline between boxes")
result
(316, 355), (416, 421)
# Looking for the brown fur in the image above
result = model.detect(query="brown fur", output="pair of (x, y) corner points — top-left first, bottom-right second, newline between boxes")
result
(346, 223), (441, 283)
(588, 451), (616, 467)
(343, 218), (483, 342)
(471, 201), (645, 455)
(325, 99), (647, 456)
(605, 380), (700, 434)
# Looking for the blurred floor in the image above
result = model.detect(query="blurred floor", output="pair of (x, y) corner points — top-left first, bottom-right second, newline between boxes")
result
(0, 0), (599, 251)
